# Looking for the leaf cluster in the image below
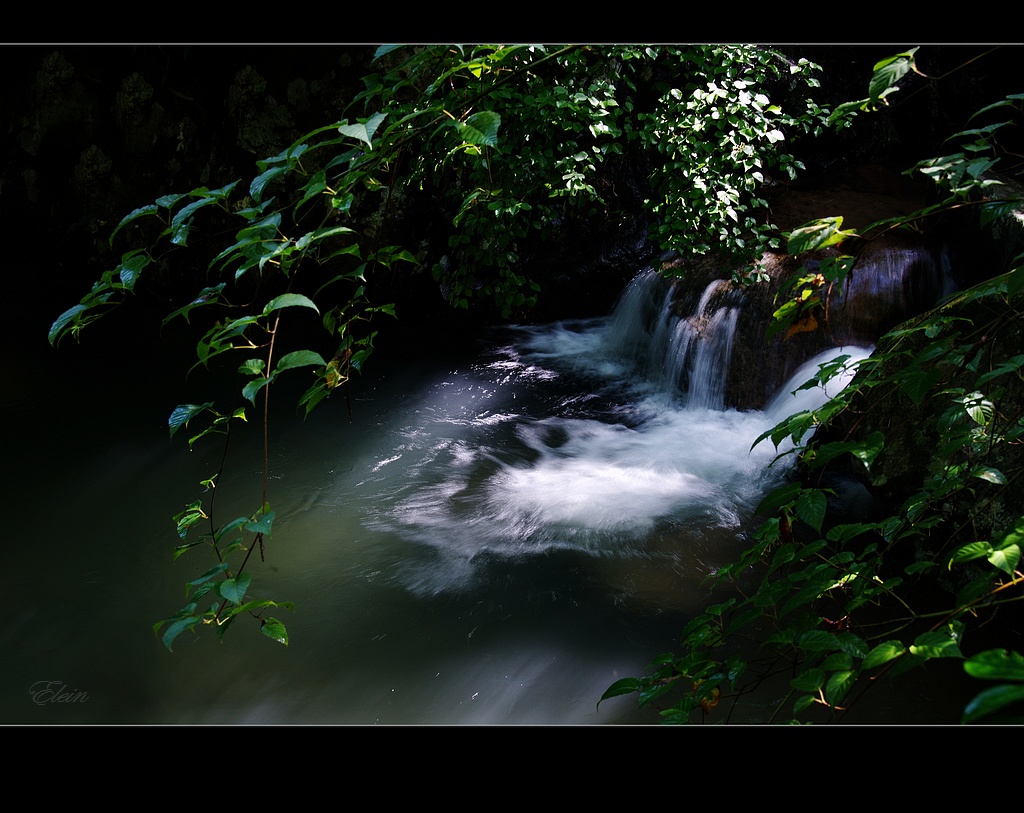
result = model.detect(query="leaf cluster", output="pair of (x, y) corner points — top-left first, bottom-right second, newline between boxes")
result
(604, 56), (1024, 724)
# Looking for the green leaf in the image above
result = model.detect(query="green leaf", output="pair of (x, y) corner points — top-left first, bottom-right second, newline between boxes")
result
(962, 684), (1024, 724)
(187, 562), (230, 590)
(245, 510), (275, 536)
(222, 598), (296, 620)
(835, 632), (870, 659)
(964, 395), (995, 426)
(159, 614), (200, 652)
(109, 203), (160, 246)
(972, 466), (1006, 485)
(795, 489), (827, 533)
(242, 377), (270, 404)
(250, 165), (288, 201)
(824, 670), (857, 706)
(826, 522), (881, 544)
(754, 482), (802, 516)
(798, 629), (839, 652)
(338, 112), (387, 148)
(786, 217), (856, 254)
(820, 652), (853, 672)
(455, 111), (501, 147)
(780, 574), (835, 618)
(117, 250), (151, 291)
(963, 649), (1024, 682)
(154, 192), (188, 208)
(256, 143), (309, 172)
(948, 540), (994, 568)
(168, 402), (214, 439)
(273, 350), (327, 375)
(218, 573), (252, 605)
(204, 180), (241, 200)
(909, 630), (963, 660)
(850, 431), (885, 469)
(173, 500), (206, 539)
(860, 640), (906, 670)
(214, 516), (248, 541)
(294, 225), (356, 251)
(868, 49), (918, 103)
(988, 544), (1020, 576)
(162, 283), (227, 326)
(790, 668), (825, 692)
(374, 44), (404, 59)
(600, 677), (644, 704)
(48, 304), (88, 345)
(263, 293), (320, 316)
(261, 617), (290, 646)
(170, 196), (223, 244)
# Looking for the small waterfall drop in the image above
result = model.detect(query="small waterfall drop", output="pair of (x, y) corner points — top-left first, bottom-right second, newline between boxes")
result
(602, 268), (747, 408)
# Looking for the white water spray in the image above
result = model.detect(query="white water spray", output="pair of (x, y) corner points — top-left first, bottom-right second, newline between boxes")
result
(356, 268), (871, 594)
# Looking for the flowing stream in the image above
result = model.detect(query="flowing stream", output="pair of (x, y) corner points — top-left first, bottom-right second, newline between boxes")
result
(5, 268), (871, 724)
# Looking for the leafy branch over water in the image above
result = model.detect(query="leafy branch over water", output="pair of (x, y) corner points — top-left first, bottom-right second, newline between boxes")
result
(603, 56), (1024, 724)
(49, 44), (832, 652)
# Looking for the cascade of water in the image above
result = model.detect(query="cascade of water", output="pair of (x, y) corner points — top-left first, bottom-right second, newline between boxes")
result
(602, 269), (743, 407)
(602, 267), (672, 373)
(354, 264), (875, 596)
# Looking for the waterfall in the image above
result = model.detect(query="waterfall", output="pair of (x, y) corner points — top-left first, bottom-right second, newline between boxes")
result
(601, 240), (955, 410)
(602, 267), (746, 409)
(354, 265), (875, 598)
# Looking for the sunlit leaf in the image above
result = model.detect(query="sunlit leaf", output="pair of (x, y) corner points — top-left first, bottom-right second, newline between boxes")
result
(786, 217), (856, 254)
(868, 48), (918, 103)
(948, 540), (994, 568)
(964, 649), (1024, 681)
(338, 112), (387, 148)
(988, 544), (1020, 576)
(972, 466), (1006, 485)
(861, 640), (906, 670)
(909, 630), (963, 659)
(455, 111), (501, 147)
(824, 670), (857, 706)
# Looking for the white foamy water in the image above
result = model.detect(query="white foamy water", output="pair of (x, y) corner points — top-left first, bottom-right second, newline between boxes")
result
(348, 269), (872, 595)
